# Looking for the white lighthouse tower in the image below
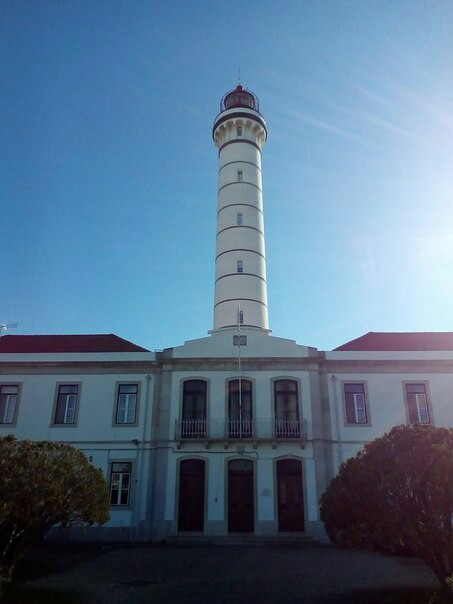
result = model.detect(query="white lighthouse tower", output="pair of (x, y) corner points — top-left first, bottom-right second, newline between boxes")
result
(212, 85), (269, 331)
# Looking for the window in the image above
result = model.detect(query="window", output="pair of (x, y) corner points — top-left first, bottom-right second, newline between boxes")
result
(236, 126), (242, 136)
(233, 335), (247, 346)
(237, 170), (243, 182)
(228, 379), (253, 437)
(237, 260), (243, 273)
(110, 462), (132, 505)
(181, 380), (207, 437)
(274, 380), (300, 437)
(238, 310), (244, 325)
(344, 383), (368, 424)
(115, 384), (138, 424)
(405, 383), (430, 424)
(54, 384), (79, 424)
(237, 213), (243, 225)
(0, 385), (18, 424)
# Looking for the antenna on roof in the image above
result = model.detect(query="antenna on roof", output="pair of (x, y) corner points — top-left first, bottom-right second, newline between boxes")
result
(0, 323), (18, 337)
(238, 67), (241, 85)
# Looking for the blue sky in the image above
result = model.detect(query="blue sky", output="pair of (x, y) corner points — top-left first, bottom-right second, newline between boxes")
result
(2, 1), (453, 351)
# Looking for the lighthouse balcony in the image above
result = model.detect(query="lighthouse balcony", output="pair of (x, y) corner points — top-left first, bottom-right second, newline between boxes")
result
(174, 418), (307, 448)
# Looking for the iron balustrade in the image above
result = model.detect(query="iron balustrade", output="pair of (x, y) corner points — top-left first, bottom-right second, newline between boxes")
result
(228, 419), (254, 438)
(175, 418), (306, 441)
(179, 419), (207, 438)
(274, 420), (301, 438)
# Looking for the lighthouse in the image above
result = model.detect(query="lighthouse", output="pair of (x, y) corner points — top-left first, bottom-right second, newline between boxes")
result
(212, 85), (269, 331)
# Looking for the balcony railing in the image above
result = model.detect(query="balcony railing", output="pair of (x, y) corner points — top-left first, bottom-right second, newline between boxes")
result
(275, 420), (301, 438)
(175, 418), (306, 442)
(180, 419), (207, 438)
(228, 419), (254, 438)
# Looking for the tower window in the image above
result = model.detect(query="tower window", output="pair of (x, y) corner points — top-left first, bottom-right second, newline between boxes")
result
(237, 170), (243, 182)
(236, 126), (242, 137)
(237, 213), (243, 225)
(237, 260), (243, 273)
(238, 310), (244, 324)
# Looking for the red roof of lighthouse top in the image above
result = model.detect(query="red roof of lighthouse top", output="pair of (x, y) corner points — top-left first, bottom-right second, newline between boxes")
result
(334, 331), (453, 351)
(0, 334), (150, 353)
(220, 85), (260, 112)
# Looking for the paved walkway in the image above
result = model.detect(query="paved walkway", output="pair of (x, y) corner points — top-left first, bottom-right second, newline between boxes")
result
(29, 543), (438, 603)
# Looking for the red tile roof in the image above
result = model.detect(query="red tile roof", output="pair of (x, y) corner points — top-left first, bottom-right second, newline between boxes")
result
(334, 331), (453, 351)
(0, 334), (150, 353)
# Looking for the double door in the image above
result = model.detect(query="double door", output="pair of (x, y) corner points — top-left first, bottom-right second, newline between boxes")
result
(277, 459), (304, 531)
(178, 459), (205, 531)
(228, 459), (254, 532)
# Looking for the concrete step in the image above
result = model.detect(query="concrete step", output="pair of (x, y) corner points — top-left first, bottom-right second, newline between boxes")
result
(164, 534), (318, 547)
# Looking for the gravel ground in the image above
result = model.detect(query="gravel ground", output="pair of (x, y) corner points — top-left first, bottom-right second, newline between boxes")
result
(28, 543), (439, 604)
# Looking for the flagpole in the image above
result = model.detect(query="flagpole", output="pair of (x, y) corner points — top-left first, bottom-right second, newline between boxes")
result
(237, 304), (242, 437)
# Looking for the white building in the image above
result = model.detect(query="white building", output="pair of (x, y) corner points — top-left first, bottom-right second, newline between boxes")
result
(1, 86), (452, 542)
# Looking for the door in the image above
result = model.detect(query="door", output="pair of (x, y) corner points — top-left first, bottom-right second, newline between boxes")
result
(178, 459), (205, 531)
(228, 459), (254, 532)
(277, 459), (304, 531)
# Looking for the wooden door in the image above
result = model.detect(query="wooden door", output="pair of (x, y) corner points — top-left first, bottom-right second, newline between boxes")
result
(277, 459), (304, 532)
(228, 459), (254, 533)
(178, 459), (205, 531)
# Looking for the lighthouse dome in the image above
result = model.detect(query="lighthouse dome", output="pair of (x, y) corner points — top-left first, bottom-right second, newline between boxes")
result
(220, 85), (260, 112)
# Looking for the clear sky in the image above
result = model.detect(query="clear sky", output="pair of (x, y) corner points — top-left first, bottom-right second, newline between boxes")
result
(2, 1), (453, 351)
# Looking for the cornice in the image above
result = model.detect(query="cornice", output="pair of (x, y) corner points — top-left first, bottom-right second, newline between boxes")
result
(321, 359), (453, 373)
(160, 357), (321, 372)
(0, 360), (160, 375)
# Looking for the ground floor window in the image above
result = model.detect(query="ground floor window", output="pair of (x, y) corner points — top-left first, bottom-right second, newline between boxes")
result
(110, 462), (132, 506)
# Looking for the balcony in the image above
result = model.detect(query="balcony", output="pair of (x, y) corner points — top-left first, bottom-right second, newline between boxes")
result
(174, 418), (306, 449)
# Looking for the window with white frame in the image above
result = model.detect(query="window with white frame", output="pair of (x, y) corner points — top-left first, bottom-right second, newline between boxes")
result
(237, 170), (243, 182)
(0, 385), (19, 424)
(237, 212), (243, 225)
(228, 379), (253, 437)
(405, 383), (430, 424)
(344, 383), (368, 424)
(237, 260), (243, 273)
(274, 379), (300, 437)
(115, 384), (138, 424)
(110, 462), (132, 505)
(181, 380), (207, 438)
(54, 384), (79, 424)
(236, 126), (242, 136)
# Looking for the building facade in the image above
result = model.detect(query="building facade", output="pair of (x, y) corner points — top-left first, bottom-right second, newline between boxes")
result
(1, 86), (452, 542)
